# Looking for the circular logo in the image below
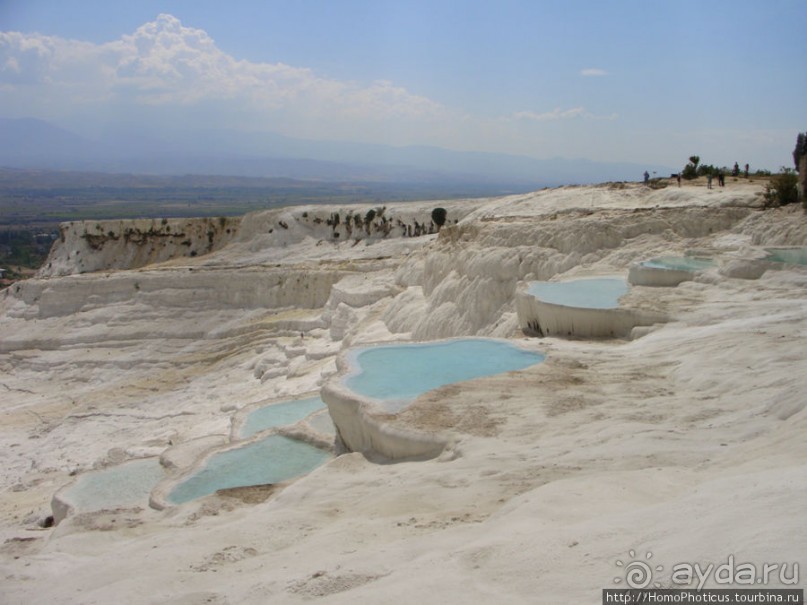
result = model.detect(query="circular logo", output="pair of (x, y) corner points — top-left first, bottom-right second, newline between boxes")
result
(614, 550), (664, 589)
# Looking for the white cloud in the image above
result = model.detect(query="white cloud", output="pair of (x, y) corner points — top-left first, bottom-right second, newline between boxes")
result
(0, 15), (631, 158)
(509, 107), (617, 122)
(512, 107), (586, 121)
(0, 14), (446, 125)
(580, 68), (608, 77)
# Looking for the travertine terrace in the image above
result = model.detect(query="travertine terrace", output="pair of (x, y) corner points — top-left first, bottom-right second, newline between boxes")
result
(1, 182), (805, 604)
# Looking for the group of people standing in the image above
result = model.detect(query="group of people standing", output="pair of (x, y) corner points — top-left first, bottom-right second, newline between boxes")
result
(706, 171), (726, 189)
(646, 161), (750, 189)
(707, 162), (749, 188)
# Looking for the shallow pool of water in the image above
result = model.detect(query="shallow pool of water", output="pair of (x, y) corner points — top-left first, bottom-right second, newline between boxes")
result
(527, 278), (628, 309)
(167, 436), (331, 505)
(765, 248), (807, 266)
(640, 256), (715, 271)
(62, 458), (165, 512)
(344, 339), (544, 411)
(240, 397), (326, 439)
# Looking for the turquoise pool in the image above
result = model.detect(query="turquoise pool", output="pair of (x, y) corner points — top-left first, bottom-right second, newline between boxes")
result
(240, 397), (326, 438)
(765, 248), (807, 266)
(167, 435), (331, 505)
(344, 339), (544, 411)
(62, 458), (165, 512)
(640, 256), (715, 271)
(527, 278), (628, 309)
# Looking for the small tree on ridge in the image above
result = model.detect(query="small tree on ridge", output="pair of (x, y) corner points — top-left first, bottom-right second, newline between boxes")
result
(682, 155), (700, 180)
(431, 207), (447, 231)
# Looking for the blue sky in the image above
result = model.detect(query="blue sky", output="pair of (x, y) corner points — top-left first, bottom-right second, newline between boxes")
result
(1, 0), (805, 170)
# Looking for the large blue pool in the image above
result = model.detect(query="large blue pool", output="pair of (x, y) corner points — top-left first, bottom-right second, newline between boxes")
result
(344, 339), (544, 411)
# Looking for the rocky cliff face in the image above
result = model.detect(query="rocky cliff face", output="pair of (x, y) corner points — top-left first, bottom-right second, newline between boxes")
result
(38, 201), (476, 277)
(39, 216), (241, 276)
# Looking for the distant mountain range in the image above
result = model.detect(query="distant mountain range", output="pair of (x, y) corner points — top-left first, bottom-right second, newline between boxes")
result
(0, 117), (674, 188)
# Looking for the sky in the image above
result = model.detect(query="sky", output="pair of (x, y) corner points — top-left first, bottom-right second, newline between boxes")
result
(1, 0), (805, 171)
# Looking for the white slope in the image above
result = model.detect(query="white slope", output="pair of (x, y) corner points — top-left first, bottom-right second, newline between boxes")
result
(0, 181), (805, 604)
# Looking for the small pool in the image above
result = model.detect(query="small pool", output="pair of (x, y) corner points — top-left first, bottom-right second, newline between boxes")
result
(167, 435), (331, 505)
(765, 248), (807, 266)
(61, 458), (166, 512)
(640, 256), (715, 271)
(240, 397), (326, 439)
(344, 339), (544, 412)
(527, 278), (628, 309)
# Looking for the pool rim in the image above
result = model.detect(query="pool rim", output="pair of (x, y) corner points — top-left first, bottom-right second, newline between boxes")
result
(322, 335), (547, 460)
(515, 274), (668, 338)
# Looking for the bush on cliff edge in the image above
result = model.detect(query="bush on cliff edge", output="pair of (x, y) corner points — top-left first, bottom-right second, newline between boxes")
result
(763, 168), (799, 208)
